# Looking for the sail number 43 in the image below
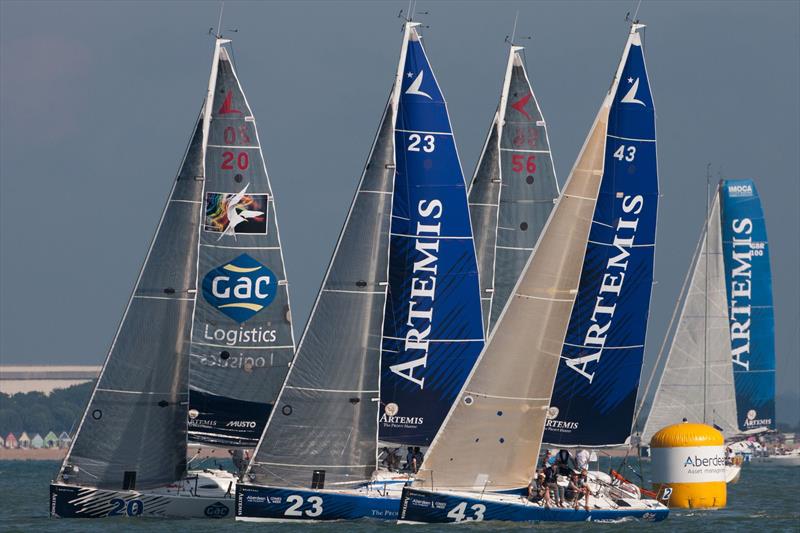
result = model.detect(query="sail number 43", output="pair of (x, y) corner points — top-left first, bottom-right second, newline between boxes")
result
(284, 495), (323, 518)
(613, 144), (636, 162)
(446, 501), (485, 522)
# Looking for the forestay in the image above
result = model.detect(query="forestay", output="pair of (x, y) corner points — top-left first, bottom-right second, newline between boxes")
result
(61, 111), (204, 490)
(544, 25), (659, 447)
(469, 46), (560, 336)
(188, 44), (296, 447)
(413, 37), (621, 493)
(720, 179), (776, 432)
(379, 26), (485, 446)
(642, 192), (738, 444)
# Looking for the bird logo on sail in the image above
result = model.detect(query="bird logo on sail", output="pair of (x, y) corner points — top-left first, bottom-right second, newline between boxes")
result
(510, 92), (533, 119)
(202, 253), (277, 323)
(218, 90), (242, 115)
(204, 184), (268, 239)
(405, 70), (432, 99)
(620, 77), (646, 106)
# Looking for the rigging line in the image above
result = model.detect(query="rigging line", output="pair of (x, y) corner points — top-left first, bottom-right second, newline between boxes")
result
(632, 0), (643, 22)
(216, 2), (225, 39)
(510, 10), (519, 46)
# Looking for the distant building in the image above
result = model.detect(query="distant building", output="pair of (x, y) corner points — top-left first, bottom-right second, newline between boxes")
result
(44, 431), (59, 448)
(18, 432), (30, 449)
(31, 433), (44, 449)
(0, 434), (4, 448)
(4, 433), (17, 449)
(58, 431), (72, 449)
(0, 365), (101, 395)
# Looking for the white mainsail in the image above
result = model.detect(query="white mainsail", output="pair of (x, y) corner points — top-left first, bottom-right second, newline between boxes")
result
(641, 191), (738, 443)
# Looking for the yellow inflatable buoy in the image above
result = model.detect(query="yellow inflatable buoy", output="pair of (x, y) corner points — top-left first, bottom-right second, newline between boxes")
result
(650, 422), (727, 509)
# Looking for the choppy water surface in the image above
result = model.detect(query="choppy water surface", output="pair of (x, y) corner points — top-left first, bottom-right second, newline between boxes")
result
(1, 459), (797, 532)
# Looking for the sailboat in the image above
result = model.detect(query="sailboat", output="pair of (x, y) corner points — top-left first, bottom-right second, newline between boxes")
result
(235, 20), (484, 522)
(468, 41), (560, 337)
(638, 179), (741, 482)
(50, 33), (296, 518)
(397, 22), (668, 524)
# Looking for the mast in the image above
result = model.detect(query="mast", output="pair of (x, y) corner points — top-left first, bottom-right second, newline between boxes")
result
(703, 165), (711, 423)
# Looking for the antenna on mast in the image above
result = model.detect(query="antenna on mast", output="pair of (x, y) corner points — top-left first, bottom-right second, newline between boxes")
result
(504, 11), (531, 46)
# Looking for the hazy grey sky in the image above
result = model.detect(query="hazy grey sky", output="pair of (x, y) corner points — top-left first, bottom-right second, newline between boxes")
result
(1, 1), (798, 423)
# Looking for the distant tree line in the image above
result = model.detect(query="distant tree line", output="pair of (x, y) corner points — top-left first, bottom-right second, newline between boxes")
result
(0, 381), (94, 436)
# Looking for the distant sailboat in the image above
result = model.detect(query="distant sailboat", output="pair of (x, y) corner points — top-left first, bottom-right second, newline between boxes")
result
(397, 22), (668, 524)
(50, 33), (295, 518)
(236, 20), (484, 522)
(468, 44), (560, 336)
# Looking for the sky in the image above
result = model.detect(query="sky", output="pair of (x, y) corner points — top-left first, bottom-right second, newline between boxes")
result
(1, 1), (798, 424)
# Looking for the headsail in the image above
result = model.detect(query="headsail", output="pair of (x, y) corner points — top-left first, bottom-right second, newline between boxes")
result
(187, 42), (296, 448)
(720, 179), (776, 432)
(412, 27), (632, 492)
(60, 110), (203, 490)
(543, 25), (658, 447)
(246, 97), (396, 488)
(379, 25), (485, 446)
(641, 191), (738, 444)
(469, 46), (560, 336)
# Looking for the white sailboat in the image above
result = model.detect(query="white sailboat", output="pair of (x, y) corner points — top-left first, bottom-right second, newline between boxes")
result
(50, 30), (295, 518)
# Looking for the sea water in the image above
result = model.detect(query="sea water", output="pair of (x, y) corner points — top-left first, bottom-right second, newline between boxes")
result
(1, 459), (797, 532)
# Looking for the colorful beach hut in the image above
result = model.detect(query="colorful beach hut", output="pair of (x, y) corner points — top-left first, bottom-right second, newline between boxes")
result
(58, 431), (71, 449)
(18, 432), (30, 449)
(44, 431), (59, 448)
(31, 433), (44, 449)
(4, 433), (18, 449)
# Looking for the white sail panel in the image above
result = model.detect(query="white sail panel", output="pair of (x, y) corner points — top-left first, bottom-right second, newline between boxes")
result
(643, 192), (738, 443)
(413, 105), (609, 491)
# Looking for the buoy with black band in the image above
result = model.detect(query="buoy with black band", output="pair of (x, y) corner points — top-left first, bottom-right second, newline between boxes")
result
(650, 421), (727, 509)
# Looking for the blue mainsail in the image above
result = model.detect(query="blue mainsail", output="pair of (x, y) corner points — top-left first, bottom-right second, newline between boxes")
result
(544, 28), (658, 447)
(379, 30), (485, 446)
(720, 179), (776, 432)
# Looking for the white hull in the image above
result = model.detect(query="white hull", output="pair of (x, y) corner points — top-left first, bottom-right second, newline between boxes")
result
(725, 464), (741, 483)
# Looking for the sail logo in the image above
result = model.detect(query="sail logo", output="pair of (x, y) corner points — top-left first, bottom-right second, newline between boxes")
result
(727, 184), (753, 197)
(743, 409), (771, 428)
(729, 218), (752, 371)
(620, 77), (646, 106)
(202, 254), (277, 323)
(510, 92), (533, 119)
(564, 194), (645, 383)
(405, 71), (432, 100)
(218, 90), (242, 115)
(389, 199), (443, 389)
(204, 185), (269, 239)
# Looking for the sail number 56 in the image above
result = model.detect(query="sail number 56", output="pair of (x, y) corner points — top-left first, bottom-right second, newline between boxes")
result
(446, 501), (485, 522)
(613, 144), (636, 162)
(284, 494), (323, 518)
(408, 133), (435, 153)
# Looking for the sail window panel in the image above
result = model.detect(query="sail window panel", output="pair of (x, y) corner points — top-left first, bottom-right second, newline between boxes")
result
(325, 193), (392, 291)
(250, 387), (379, 488)
(98, 298), (192, 395)
(136, 202), (200, 295)
(68, 389), (187, 490)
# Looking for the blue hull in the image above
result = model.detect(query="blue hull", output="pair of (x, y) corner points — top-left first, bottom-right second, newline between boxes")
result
(398, 487), (669, 524)
(235, 483), (400, 521)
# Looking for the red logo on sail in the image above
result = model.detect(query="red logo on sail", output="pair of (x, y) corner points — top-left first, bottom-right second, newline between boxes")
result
(510, 92), (532, 120)
(218, 90), (241, 115)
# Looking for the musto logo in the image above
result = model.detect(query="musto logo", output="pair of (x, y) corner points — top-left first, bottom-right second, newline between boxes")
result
(203, 253), (277, 323)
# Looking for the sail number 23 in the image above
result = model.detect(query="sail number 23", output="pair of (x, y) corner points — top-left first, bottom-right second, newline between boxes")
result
(446, 501), (485, 522)
(408, 133), (436, 153)
(284, 494), (323, 518)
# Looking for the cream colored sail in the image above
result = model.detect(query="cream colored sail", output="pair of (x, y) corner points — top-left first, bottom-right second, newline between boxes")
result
(413, 97), (611, 493)
(642, 192), (738, 443)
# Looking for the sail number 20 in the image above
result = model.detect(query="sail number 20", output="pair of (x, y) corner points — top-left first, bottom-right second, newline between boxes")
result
(408, 133), (435, 153)
(221, 151), (249, 170)
(613, 144), (636, 162)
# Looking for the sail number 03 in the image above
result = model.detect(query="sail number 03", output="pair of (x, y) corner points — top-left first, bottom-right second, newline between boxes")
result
(284, 494), (323, 517)
(613, 144), (636, 162)
(408, 133), (435, 153)
(446, 501), (485, 522)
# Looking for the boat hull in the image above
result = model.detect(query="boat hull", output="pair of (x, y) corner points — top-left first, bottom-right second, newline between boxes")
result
(49, 483), (234, 519)
(235, 483), (400, 521)
(397, 486), (669, 524)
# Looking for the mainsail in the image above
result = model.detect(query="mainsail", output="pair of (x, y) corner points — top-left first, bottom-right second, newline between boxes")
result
(543, 24), (658, 447)
(60, 112), (203, 490)
(720, 179), (776, 432)
(641, 191), (738, 444)
(378, 25), (485, 446)
(468, 46), (560, 336)
(187, 43), (296, 447)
